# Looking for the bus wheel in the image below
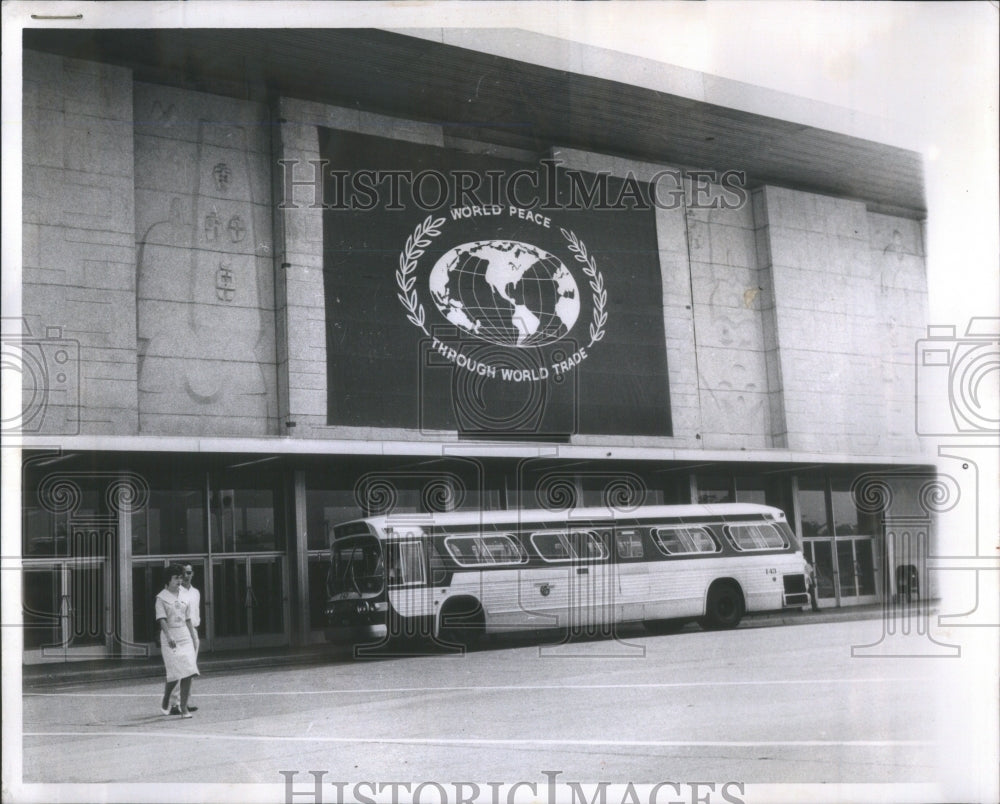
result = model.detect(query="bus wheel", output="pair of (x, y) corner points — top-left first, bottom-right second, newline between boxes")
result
(437, 598), (485, 650)
(699, 582), (745, 630)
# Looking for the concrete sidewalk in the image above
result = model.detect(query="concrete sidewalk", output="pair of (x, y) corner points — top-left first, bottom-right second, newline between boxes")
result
(21, 602), (897, 689)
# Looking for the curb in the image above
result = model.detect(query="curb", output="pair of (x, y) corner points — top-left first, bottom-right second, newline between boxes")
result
(740, 603), (890, 629)
(22, 603), (906, 689)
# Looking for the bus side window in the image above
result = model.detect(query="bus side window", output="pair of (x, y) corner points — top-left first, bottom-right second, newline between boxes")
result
(660, 533), (682, 552)
(616, 530), (643, 559)
(569, 530), (609, 560)
(532, 532), (570, 560)
(587, 532), (608, 559)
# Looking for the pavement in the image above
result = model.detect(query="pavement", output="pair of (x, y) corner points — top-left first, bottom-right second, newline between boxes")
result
(21, 601), (903, 689)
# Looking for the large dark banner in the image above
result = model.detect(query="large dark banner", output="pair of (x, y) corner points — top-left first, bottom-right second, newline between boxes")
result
(319, 128), (671, 438)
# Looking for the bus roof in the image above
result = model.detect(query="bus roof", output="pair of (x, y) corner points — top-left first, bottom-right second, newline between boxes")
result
(333, 503), (786, 534)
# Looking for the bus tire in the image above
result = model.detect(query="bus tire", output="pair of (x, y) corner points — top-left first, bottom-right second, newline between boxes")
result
(437, 597), (485, 650)
(699, 581), (745, 630)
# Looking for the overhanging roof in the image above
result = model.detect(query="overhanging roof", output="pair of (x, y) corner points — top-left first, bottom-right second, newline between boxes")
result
(24, 27), (925, 217)
(17, 434), (932, 468)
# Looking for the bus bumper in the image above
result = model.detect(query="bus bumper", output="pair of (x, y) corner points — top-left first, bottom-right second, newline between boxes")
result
(324, 623), (387, 644)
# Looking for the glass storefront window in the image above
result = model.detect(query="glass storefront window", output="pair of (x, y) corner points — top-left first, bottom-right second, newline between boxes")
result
(306, 483), (425, 550)
(451, 488), (502, 511)
(23, 506), (64, 557)
(798, 489), (828, 538)
(237, 489), (276, 550)
(23, 485), (100, 557)
(831, 490), (862, 535)
(580, 473), (663, 509)
(133, 486), (205, 556)
(697, 474), (732, 504)
(211, 486), (283, 552)
(306, 489), (361, 551)
(658, 476), (692, 505)
(831, 481), (878, 537)
(734, 477), (766, 506)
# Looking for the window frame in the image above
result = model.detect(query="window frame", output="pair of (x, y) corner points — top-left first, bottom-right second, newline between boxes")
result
(651, 525), (721, 556)
(530, 529), (610, 563)
(615, 529), (644, 559)
(724, 522), (790, 552)
(387, 539), (427, 586)
(443, 533), (528, 568)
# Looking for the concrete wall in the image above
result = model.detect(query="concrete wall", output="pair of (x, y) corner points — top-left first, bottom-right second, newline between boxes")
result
(867, 211), (928, 455)
(756, 186), (925, 455)
(20, 52), (928, 455)
(22, 51), (138, 435)
(134, 83), (278, 436)
(688, 195), (779, 450)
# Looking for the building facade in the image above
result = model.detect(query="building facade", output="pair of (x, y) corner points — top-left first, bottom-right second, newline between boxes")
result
(15, 29), (935, 663)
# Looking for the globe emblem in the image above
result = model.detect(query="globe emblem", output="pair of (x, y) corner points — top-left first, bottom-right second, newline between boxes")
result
(427, 240), (581, 347)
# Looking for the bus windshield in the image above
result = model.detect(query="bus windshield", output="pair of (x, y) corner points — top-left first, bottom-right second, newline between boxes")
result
(328, 532), (384, 599)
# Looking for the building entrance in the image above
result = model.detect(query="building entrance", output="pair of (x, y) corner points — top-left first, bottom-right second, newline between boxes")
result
(805, 536), (878, 607)
(205, 474), (290, 649)
(210, 555), (288, 649)
(23, 558), (108, 663)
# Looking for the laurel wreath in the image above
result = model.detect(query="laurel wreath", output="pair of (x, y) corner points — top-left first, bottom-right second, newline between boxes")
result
(396, 217), (606, 348)
(396, 215), (445, 335)
(560, 228), (607, 347)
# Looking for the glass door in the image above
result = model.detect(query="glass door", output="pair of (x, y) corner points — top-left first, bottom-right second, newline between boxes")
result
(803, 540), (837, 606)
(836, 537), (878, 604)
(804, 537), (878, 607)
(207, 472), (289, 649)
(22, 559), (110, 663)
(210, 555), (288, 649)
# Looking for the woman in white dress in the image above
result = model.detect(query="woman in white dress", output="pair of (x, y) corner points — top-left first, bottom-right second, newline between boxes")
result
(155, 563), (199, 717)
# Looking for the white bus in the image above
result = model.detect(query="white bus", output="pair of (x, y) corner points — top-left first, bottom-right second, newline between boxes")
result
(324, 503), (811, 647)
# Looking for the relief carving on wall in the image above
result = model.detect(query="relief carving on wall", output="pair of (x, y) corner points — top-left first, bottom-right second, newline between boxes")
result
(879, 227), (917, 294)
(712, 311), (758, 350)
(204, 208), (221, 242)
(227, 214), (246, 243)
(215, 263), (236, 302)
(212, 162), (232, 192)
(137, 109), (269, 426)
